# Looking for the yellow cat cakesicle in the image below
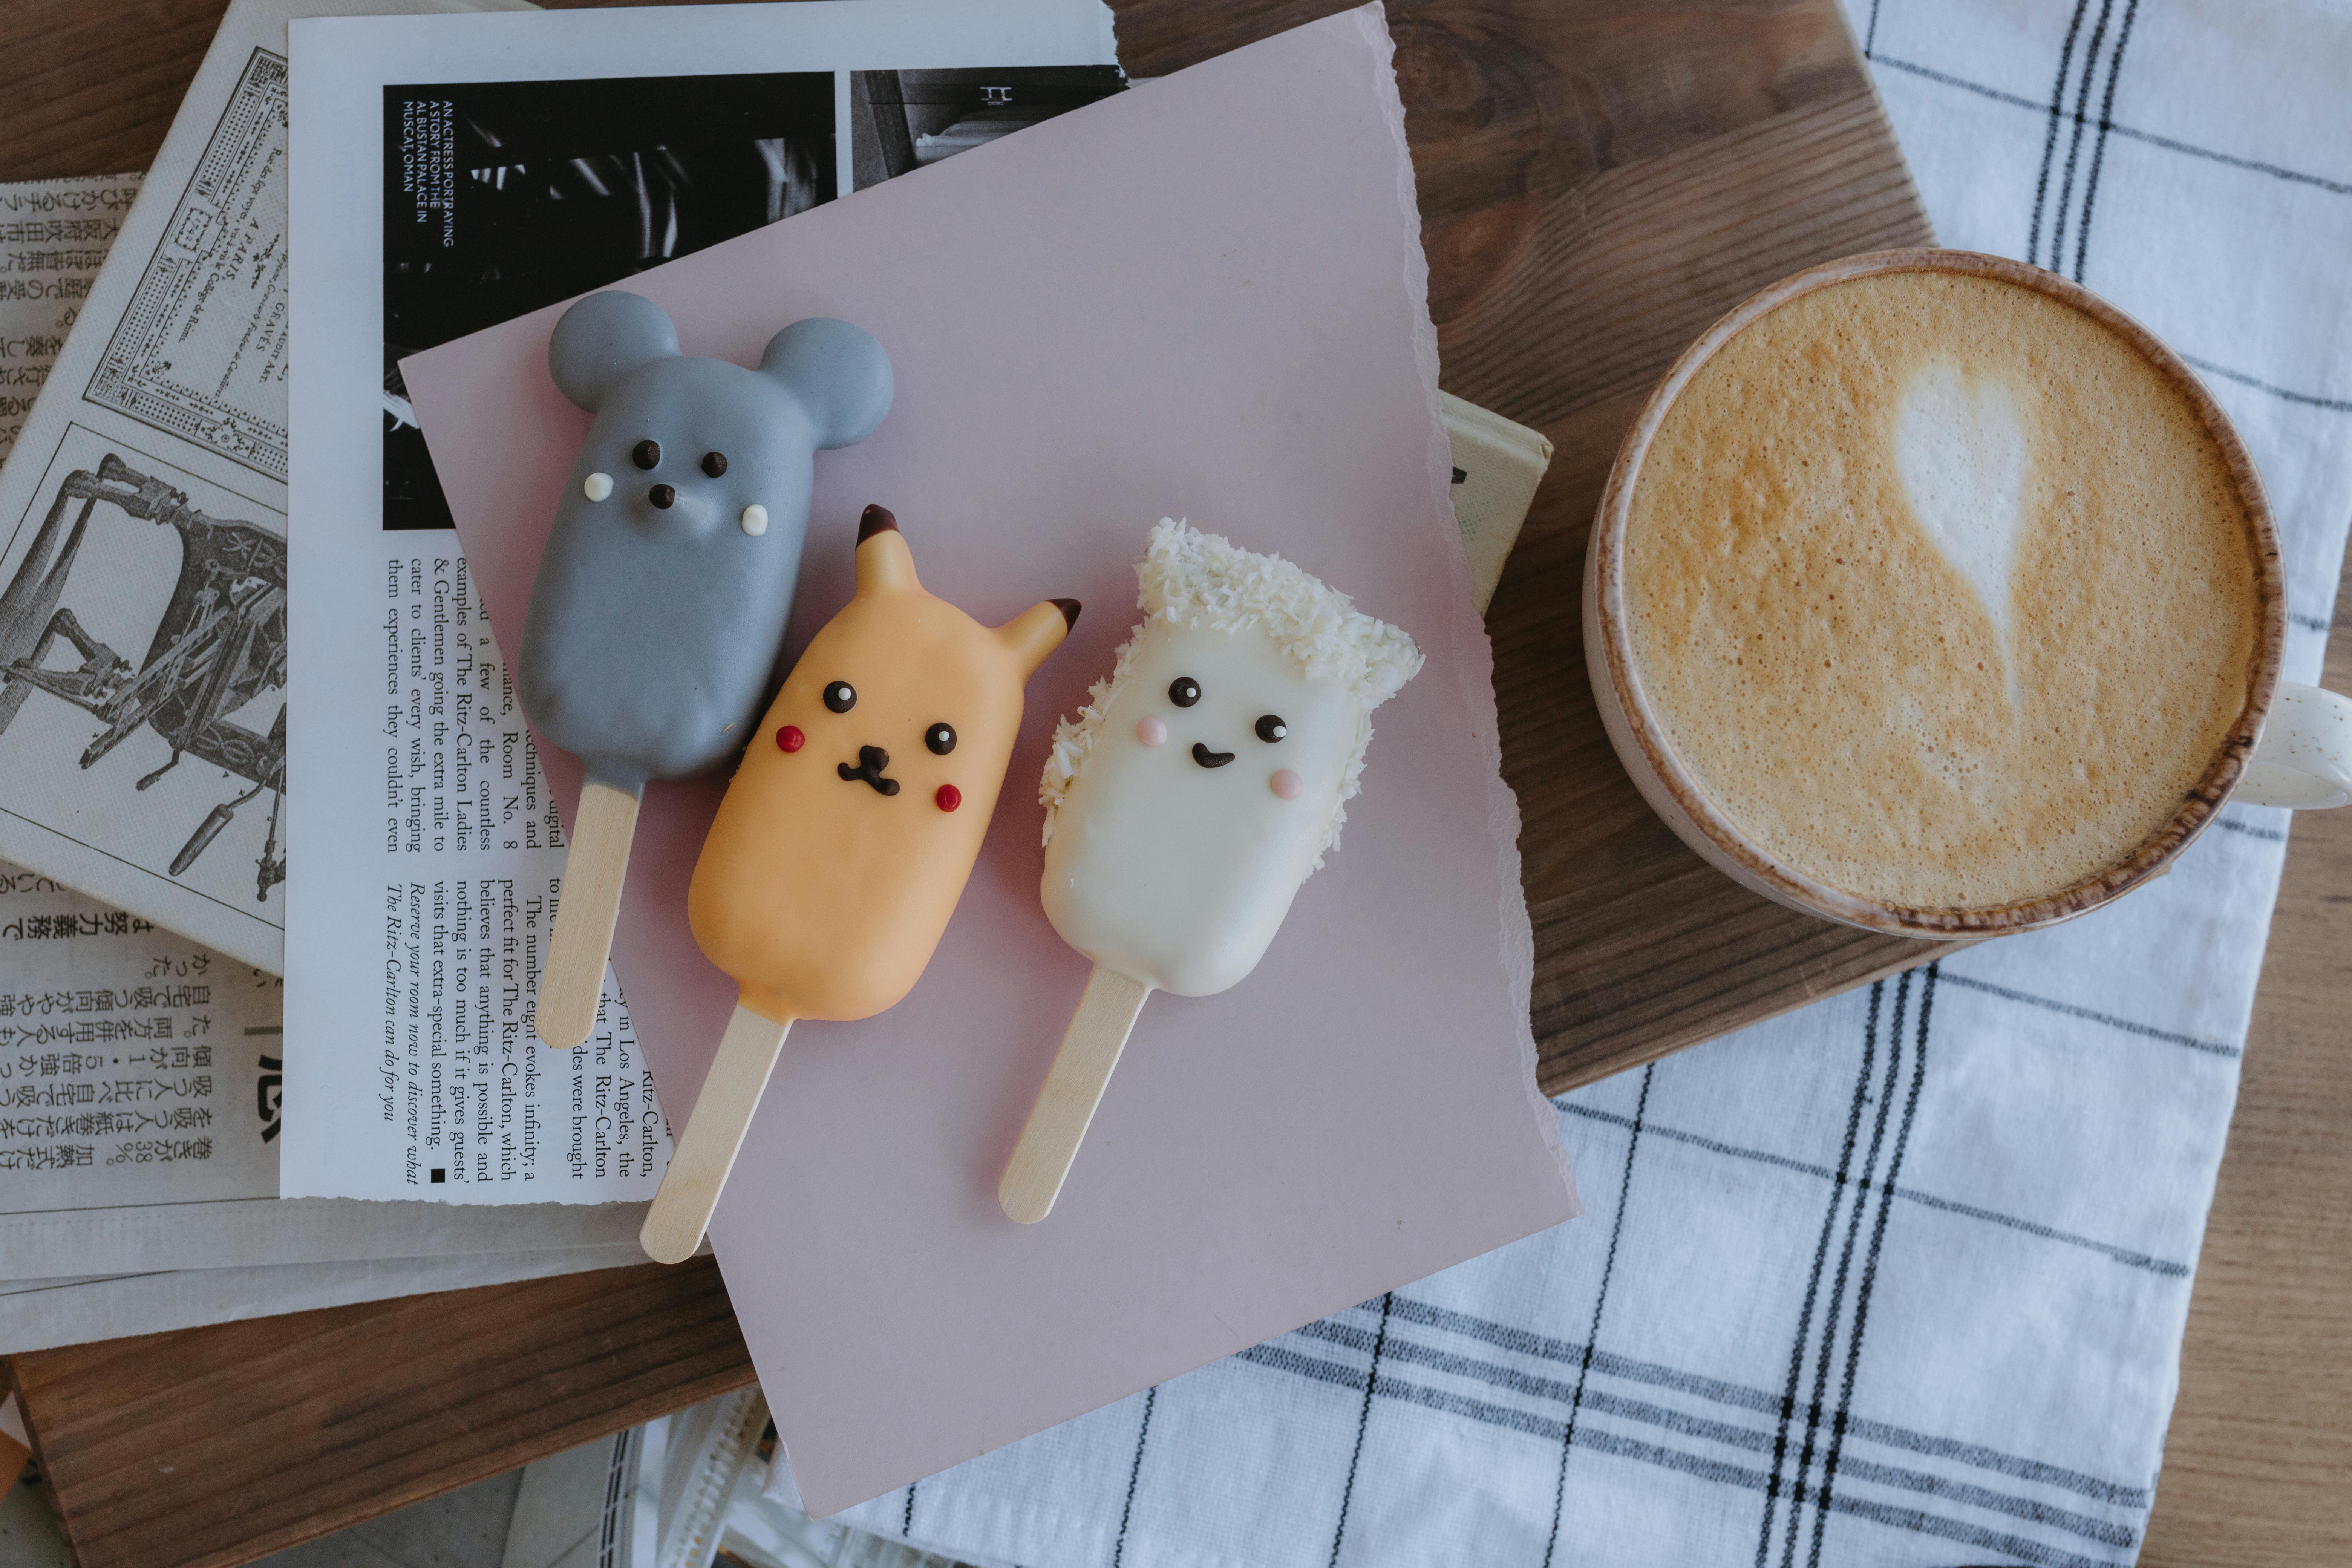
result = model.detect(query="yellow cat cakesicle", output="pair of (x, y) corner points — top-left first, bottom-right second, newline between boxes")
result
(641, 505), (1076, 1262)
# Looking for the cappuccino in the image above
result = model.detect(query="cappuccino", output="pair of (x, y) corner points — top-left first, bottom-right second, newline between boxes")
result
(1622, 270), (2264, 912)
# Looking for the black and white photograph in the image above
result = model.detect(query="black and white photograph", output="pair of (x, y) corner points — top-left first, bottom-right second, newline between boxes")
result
(849, 66), (1125, 191)
(0, 421), (286, 920)
(381, 71), (838, 531)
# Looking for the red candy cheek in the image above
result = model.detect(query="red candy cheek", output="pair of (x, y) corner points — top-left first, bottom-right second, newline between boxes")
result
(776, 724), (805, 753)
(935, 783), (962, 812)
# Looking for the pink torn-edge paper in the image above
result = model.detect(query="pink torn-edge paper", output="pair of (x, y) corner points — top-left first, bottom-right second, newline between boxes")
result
(403, 3), (1579, 1514)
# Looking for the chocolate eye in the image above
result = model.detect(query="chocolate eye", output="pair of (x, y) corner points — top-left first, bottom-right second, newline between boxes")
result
(632, 439), (661, 470)
(822, 681), (855, 713)
(925, 722), (956, 755)
(701, 450), (728, 478)
(1168, 676), (1200, 708)
(1255, 714), (1287, 743)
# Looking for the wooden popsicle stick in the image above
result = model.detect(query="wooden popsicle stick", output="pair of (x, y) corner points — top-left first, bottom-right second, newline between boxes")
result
(535, 777), (641, 1050)
(641, 1001), (794, 1264)
(999, 965), (1153, 1225)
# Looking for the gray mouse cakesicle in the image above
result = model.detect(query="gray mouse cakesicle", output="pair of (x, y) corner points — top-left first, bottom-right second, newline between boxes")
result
(520, 290), (892, 1051)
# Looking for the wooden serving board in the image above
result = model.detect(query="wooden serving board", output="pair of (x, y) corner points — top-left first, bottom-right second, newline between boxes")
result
(0, 0), (1936, 1562)
(0, 25), (1937, 1108)
(1126, 0), (1944, 1091)
(6, 1262), (755, 1568)
(0, 0), (1937, 1093)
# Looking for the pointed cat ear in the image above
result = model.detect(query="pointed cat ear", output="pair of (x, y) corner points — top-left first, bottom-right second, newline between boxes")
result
(852, 505), (920, 595)
(994, 599), (1079, 679)
(548, 292), (679, 411)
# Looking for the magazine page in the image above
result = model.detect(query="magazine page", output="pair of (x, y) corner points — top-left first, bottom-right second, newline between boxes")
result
(283, 0), (1119, 1203)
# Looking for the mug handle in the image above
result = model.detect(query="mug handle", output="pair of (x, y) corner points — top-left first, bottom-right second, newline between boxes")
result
(2238, 682), (2352, 809)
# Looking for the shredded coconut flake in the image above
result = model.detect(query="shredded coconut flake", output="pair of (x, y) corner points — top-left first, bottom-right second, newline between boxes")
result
(1039, 519), (1423, 869)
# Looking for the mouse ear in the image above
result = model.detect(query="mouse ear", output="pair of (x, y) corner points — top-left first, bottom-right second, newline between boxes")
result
(758, 318), (894, 449)
(548, 292), (680, 411)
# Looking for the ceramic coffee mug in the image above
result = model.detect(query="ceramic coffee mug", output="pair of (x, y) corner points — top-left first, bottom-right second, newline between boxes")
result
(1584, 248), (2352, 938)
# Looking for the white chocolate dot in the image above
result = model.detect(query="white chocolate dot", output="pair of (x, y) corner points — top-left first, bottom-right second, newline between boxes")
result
(740, 504), (769, 536)
(582, 472), (613, 502)
(1269, 768), (1303, 801)
(1135, 715), (1167, 746)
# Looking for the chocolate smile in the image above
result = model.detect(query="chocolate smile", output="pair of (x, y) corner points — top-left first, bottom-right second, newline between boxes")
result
(1191, 743), (1235, 769)
(839, 744), (901, 796)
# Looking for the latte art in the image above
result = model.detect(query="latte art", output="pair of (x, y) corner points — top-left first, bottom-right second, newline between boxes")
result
(1622, 271), (2263, 913)
(1893, 360), (2028, 657)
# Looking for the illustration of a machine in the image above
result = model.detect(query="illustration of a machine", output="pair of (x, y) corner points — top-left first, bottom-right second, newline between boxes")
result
(0, 452), (286, 901)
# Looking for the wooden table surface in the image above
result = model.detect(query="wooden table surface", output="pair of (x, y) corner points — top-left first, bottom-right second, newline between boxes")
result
(0, 0), (2343, 1563)
(9, 1262), (756, 1566)
(2138, 598), (2352, 1568)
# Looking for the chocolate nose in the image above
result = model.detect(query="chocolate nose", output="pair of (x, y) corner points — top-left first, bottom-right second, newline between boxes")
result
(648, 483), (676, 509)
(838, 743), (901, 796)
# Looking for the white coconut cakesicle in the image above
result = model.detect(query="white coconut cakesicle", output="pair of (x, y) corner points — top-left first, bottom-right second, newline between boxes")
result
(1038, 520), (1421, 997)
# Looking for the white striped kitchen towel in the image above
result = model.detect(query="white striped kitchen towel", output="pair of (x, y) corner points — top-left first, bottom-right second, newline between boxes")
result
(815, 2), (2352, 1562)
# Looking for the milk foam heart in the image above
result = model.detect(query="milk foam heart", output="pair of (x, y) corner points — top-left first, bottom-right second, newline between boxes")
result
(1894, 360), (2029, 649)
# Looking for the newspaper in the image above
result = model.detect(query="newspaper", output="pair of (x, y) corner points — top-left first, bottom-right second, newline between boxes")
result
(0, 1240), (650, 1355)
(0, 0), (532, 977)
(0, 852), (647, 1349)
(0, 856), (648, 1283)
(281, 0), (1120, 1204)
(0, 0), (665, 1300)
(0, 176), (143, 470)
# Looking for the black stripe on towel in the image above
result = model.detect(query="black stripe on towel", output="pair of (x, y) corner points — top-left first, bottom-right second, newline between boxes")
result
(1112, 1385), (1158, 1567)
(2029, 0), (2098, 266)
(1809, 965), (1938, 1566)
(1542, 1064), (1652, 1568)
(2070, 0), (2141, 280)
(1327, 1292), (1393, 1566)
(1775, 973), (1912, 1568)
(1755, 982), (1885, 1567)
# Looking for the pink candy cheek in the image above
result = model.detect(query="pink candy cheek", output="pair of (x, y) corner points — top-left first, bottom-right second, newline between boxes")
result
(1269, 769), (1304, 801)
(1135, 715), (1168, 746)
